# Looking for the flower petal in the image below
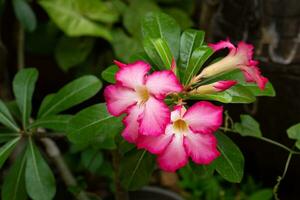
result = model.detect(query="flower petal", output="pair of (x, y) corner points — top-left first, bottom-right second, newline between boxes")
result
(138, 97), (170, 136)
(122, 105), (144, 143)
(208, 39), (235, 52)
(184, 131), (220, 164)
(241, 64), (268, 90)
(213, 80), (237, 92)
(146, 70), (183, 99)
(115, 61), (151, 89)
(183, 101), (223, 134)
(137, 125), (174, 154)
(104, 84), (137, 116)
(157, 134), (188, 172)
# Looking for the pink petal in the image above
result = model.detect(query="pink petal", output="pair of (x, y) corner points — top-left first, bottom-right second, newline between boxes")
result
(115, 61), (151, 89)
(184, 131), (220, 164)
(137, 125), (174, 154)
(138, 97), (170, 136)
(183, 102), (223, 134)
(104, 84), (137, 116)
(241, 65), (268, 90)
(121, 105), (144, 143)
(237, 42), (254, 62)
(145, 70), (183, 99)
(170, 105), (185, 122)
(157, 134), (188, 172)
(208, 39), (235, 52)
(213, 80), (237, 92)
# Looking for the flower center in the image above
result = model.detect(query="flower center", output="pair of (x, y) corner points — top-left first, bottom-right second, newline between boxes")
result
(173, 119), (188, 133)
(136, 86), (150, 104)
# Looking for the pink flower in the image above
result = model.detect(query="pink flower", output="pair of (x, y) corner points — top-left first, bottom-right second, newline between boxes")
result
(104, 60), (183, 143)
(198, 39), (268, 90)
(191, 80), (237, 94)
(137, 102), (222, 172)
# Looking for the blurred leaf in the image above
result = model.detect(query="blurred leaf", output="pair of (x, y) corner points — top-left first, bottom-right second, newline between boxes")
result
(188, 92), (233, 103)
(38, 75), (102, 118)
(234, 115), (262, 138)
(38, 0), (113, 40)
(0, 131), (19, 143)
(25, 138), (56, 200)
(0, 137), (20, 168)
(29, 115), (72, 132)
(142, 12), (181, 60)
(13, 68), (38, 129)
(12, 0), (37, 32)
(5, 101), (22, 122)
(120, 149), (155, 190)
(295, 140), (300, 150)
(67, 104), (123, 144)
(248, 189), (273, 200)
(215, 132), (244, 183)
(2, 150), (27, 200)
(55, 36), (94, 71)
(81, 148), (103, 173)
(190, 162), (216, 179)
(287, 123), (300, 140)
(143, 37), (173, 69)
(0, 100), (20, 132)
(164, 8), (193, 29)
(101, 65), (118, 83)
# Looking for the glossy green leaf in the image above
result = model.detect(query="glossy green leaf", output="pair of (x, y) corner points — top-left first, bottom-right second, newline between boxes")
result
(38, 0), (113, 40)
(0, 100), (20, 132)
(142, 12), (181, 60)
(287, 123), (300, 140)
(248, 189), (273, 200)
(55, 36), (94, 71)
(12, 0), (37, 32)
(13, 68), (38, 129)
(234, 115), (262, 138)
(67, 104), (123, 144)
(0, 137), (20, 168)
(101, 65), (118, 83)
(25, 138), (56, 200)
(38, 75), (102, 118)
(29, 115), (72, 132)
(143, 37), (173, 69)
(2, 151), (27, 200)
(182, 46), (213, 85)
(120, 149), (155, 190)
(215, 132), (244, 183)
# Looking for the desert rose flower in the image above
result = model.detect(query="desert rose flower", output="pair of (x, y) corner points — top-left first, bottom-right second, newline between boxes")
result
(137, 102), (222, 172)
(197, 39), (268, 90)
(190, 80), (237, 95)
(104, 60), (183, 143)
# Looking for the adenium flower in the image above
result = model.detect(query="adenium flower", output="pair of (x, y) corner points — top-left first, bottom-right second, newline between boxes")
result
(104, 60), (183, 143)
(198, 39), (268, 90)
(191, 80), (237, 95)
(137, 102), (222, 172)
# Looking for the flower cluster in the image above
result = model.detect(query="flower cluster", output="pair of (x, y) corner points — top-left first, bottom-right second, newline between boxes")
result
(104, 40), (268, 172)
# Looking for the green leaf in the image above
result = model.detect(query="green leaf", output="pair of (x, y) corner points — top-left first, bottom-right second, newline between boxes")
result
(13, 68), (38, 129)
(0, 137), (20, 168)
(2, 150), (27, 200)
(143, 37), (173, 69)
(101, 65), (118, 83)
(182, 46), (213, 85)
(287, 123), (300, 140)
(0, 100), (20, 132)
(25, 138), (56, 200)
(295, 140), (300, 150)
(120, 149), (155, 190)
(0, 133), (20, 144)
(38, 0), (113, 41)
(164, 8), (193, 29)
(12, 0), (37, 32)
(248, 189), (273, 200)
(215, 132), (244, 183)
(234, 115), (262, 138)
(81, 148), (103, 173)
(67, 104), (123, 144)
(29, 115), (72, 132)
(188, 92), (233, 103)
(55, 36), (94, 71)
(38, 75), (102, 118)
(142, 12), (181, 60)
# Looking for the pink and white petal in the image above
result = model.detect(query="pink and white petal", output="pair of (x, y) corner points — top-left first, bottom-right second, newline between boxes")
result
(114, 60), (127, 68)
(137, 125), (174, 154)
(104, 84), (137, 116)
(213, 80), (237, 92)
(208, 39), (235, 53)
(138, 97), (170, 136)
(121, 105), (144, 143)
(157, 134), (188, 172)
(183, 101), (223, 134)
(237, 42), (254, 61)
(145, 70), (183, 99)
(241, 65), (268, 90)
(171, 105), (185, 122)
(184, 130), (220, 164)
(115, 61), (151, 89)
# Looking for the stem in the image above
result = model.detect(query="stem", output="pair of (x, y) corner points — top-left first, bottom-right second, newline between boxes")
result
(112, 150), (129, 200)
(16, 23), (24, 70)
(40, 138), (90, 200)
